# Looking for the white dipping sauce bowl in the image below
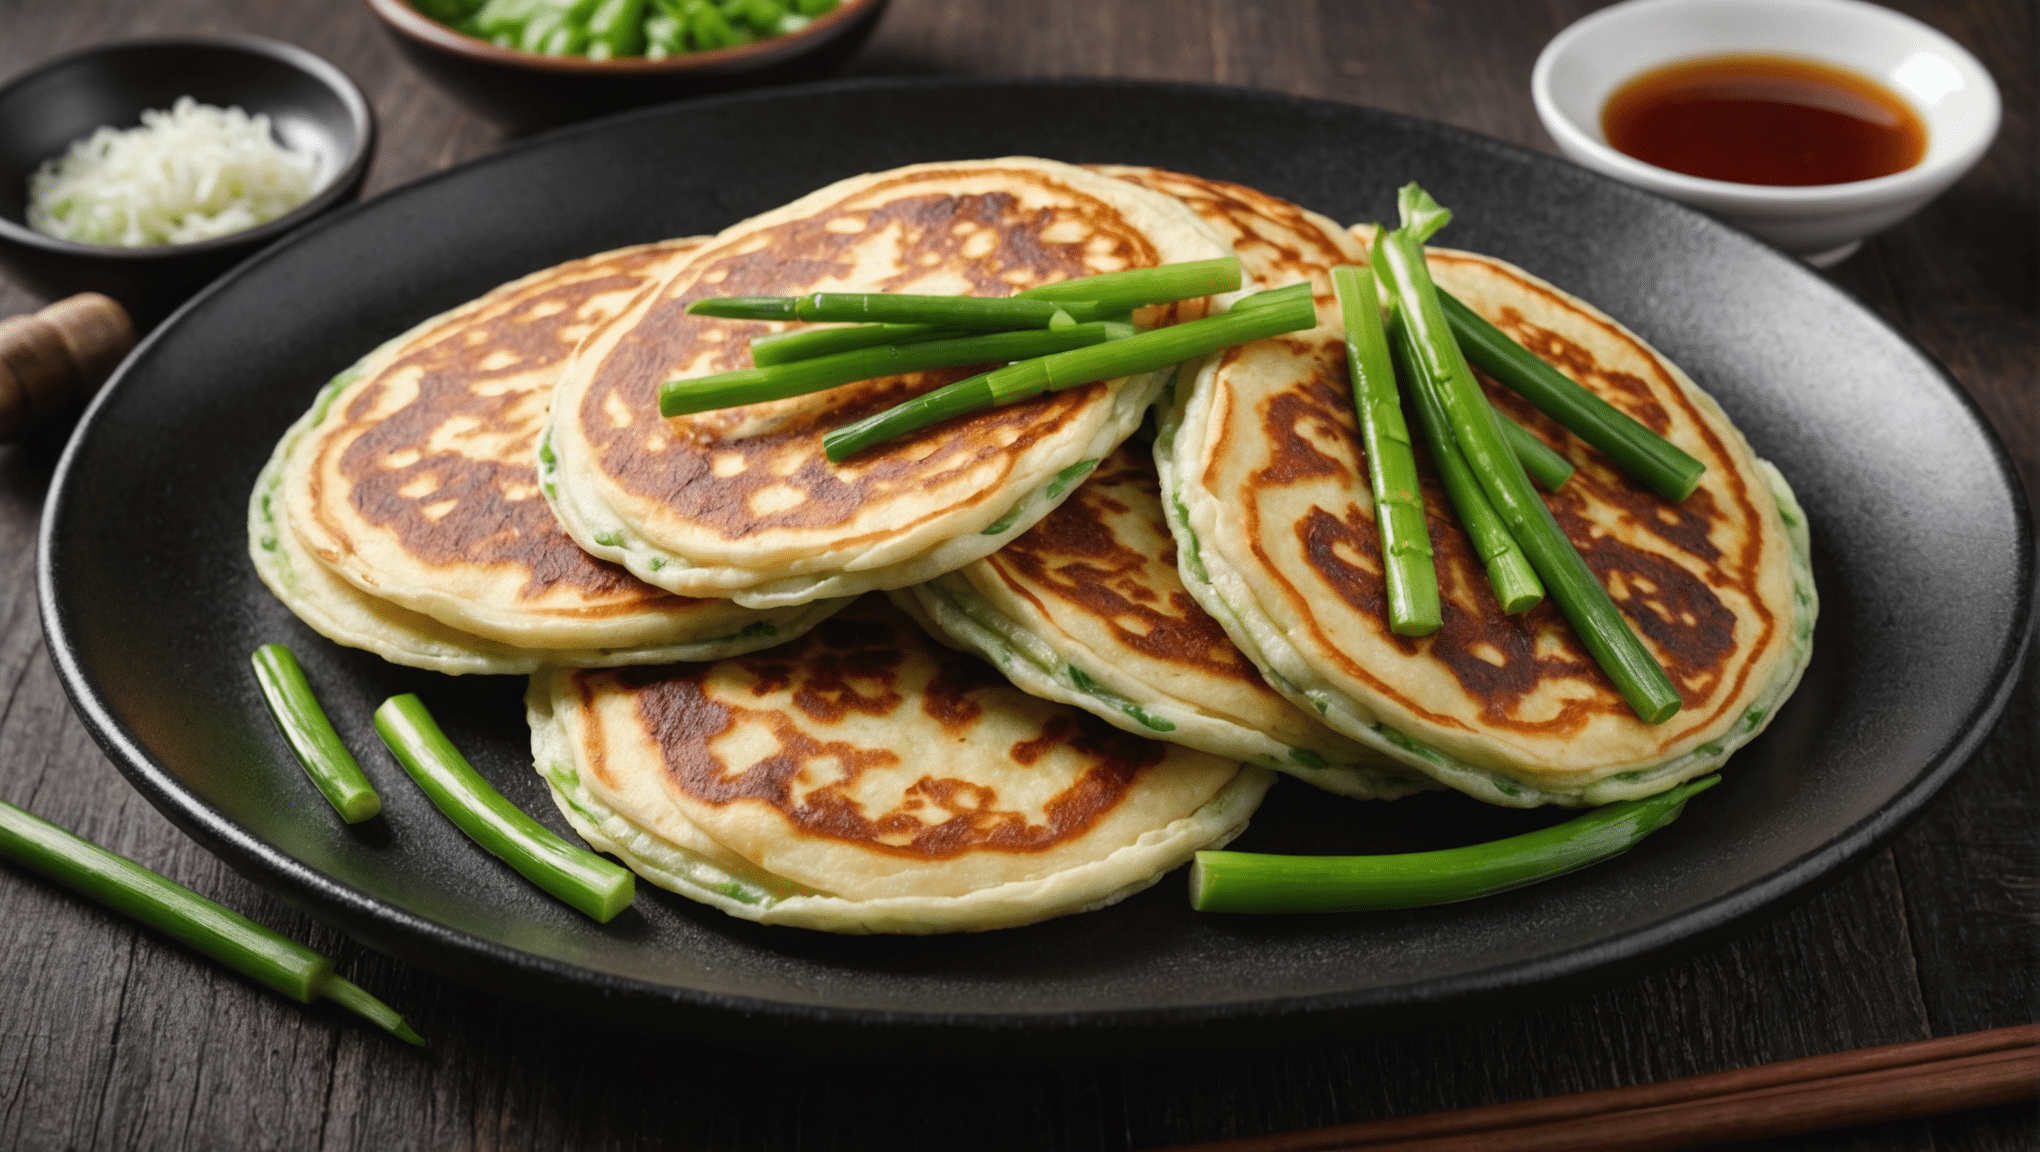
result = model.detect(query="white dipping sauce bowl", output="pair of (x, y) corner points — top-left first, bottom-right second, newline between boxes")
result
(1533, 0), (1999, 265)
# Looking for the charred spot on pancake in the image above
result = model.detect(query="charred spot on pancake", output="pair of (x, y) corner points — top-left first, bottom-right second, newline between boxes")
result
(921, 654), (998, 730)
(1549, 496), (1738, 704)
(991, 449), (1270, 685)
(582, 173), (1168, 539)
(629, 648), (1154, 859)
(1249, 363), (1356, 489)
(330, 256), (681, 604)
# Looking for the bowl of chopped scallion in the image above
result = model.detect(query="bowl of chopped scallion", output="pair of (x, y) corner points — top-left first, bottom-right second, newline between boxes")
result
(363, 0), (887, 131)
(0, 35), (374, 329)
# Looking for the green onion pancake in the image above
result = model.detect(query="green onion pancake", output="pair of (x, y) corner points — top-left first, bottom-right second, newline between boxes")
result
(543, 157), (1232, 610)
(527, 596), (1271, 934)
(1154, 187), (1814, 805)
(254, 240), (845, 675)
(895, 443), (1435, 801)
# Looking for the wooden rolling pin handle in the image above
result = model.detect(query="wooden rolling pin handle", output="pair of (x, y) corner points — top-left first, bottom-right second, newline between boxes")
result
(0, 293), (136, 442)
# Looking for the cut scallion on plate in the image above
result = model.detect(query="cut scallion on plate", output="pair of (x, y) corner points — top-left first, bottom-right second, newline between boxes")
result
(250, 643), (380, 823)
(374, 694), (635, 922)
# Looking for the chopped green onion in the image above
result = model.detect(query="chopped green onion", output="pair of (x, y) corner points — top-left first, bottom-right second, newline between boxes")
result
(1498, 410), (1575, 491)
(823, 282), (1319, 461)
(750, 323), (961, 366)
(0, 799), (424, 1044)
(1332, 265), (1439, 637)
(1382, 265), (1544, 614)
(659, 322), (1130, 416)
(688, 293), (1118, 329)
(1442, 292), (1706, 502)
(1190, 775), (1717, 912)
(742, 257), (1242, 365)
(250, 644), (381, 823)
(373, 694), (635, 922)
(1378, 187), (1681, 723)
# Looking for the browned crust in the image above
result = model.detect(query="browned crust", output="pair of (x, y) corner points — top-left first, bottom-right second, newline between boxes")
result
(591, 604), (1164, 860)
(579, 166), (1196, 544)
(304, 244), (698, 615)
(980, 448), (1271, 688)
(1209, 254), (1778, 738)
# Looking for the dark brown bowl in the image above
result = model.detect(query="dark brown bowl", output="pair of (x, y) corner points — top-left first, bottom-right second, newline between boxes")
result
(0, 36), (375, 329)
(363, 0), (889, 132)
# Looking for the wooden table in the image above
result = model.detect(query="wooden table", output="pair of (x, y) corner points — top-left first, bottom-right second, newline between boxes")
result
(1, 3), (2032, 1149)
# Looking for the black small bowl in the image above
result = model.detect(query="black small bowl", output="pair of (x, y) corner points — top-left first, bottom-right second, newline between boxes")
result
(364, 0), (887, 133)
(0, 36), (375, 329)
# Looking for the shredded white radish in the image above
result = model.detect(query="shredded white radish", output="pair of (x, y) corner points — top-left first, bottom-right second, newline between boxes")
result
(27, 97), (319, 247)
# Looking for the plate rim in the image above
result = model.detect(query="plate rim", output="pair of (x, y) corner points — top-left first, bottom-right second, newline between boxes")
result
(35, 74), (2036, 1054)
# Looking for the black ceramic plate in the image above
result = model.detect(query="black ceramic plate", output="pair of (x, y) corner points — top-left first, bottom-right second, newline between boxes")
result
(39, 79), (2032, 1061)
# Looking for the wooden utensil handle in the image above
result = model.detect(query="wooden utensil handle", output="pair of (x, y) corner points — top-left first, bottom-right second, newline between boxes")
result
(0, 293), (135, 441)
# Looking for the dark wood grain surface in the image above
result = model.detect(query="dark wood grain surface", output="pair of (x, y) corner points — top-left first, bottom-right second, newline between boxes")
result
(1, 3), (2033, 1149)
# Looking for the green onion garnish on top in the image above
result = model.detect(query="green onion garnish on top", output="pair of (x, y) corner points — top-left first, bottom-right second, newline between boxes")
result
(1441, 291), (1706, 502)
(1332, 264), (1440, 638)
(742, 256), (1244, 365)
(822, 281), (1319, 462)
(1378, 184), (1681, 724)
(688, 292), (1119, 329)
(659, 322), (1131, 417)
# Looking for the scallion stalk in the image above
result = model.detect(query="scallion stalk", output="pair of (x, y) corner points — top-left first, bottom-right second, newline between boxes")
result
(1332, 265), (1439, 637)
(373, 695), (635, 922)
(0, 799), (423, 1044)
(1378, 188), (1681, 724)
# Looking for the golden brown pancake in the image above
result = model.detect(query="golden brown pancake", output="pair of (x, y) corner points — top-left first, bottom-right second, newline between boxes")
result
(897, 443), (1433, 800)
(256, 240), (846, 673)
(544, 158), (1232, 609)
(528, 596), (1272, 933)
(1152, 179), (1813, 805)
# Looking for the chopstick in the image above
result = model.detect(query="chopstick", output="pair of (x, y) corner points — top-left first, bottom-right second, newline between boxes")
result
(1157, 1024), (2039, 1152)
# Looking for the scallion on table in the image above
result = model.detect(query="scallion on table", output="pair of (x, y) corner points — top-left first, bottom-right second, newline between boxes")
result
(373, 694), (635, 922)
(250, 643), (381, 824)
(823, 280), (1318, 461)
(1189, 775), (1718, 913)
(1377, 186), (1682, 723)
(1332, 264), (1440, 637)
(0, 799), (423, 1044)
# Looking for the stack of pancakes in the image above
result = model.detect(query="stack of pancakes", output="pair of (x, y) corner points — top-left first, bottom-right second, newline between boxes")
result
(253, 157), (1814, 934)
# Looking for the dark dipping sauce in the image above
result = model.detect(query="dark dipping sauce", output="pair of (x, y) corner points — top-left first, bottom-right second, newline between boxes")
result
(1603, 54), (1927, 186)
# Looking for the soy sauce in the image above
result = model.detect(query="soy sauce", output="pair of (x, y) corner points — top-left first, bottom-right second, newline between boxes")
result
(1603, 54), (1926, 186)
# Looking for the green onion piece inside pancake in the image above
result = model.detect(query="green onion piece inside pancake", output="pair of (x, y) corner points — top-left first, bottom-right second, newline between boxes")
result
(375, 694), (635, 921)
(0, 799), (423, 1044)
(1189, 775), (1718, 913)
(823, 283), (1318, 461)
(250, 643), (382, 823)
(659, 322), (1131, 416)
(1442, 291), (1706, 502)
(1332, 265), (1440, 637)
(1379, 249), (1545, 615)
(1377, 186), (1683, 724)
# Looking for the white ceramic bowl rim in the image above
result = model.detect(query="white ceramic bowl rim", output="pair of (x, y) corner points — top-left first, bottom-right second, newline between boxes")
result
(1533, 0), (2001, 206)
